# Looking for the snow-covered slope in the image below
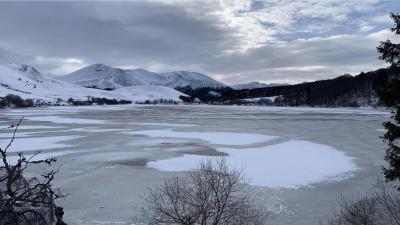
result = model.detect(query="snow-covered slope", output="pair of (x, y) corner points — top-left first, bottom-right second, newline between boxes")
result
(0, 63), (186, 103)
(115, 85), (184, 102)
(59, 64), (226, 89)
(230, 82), (289, 90)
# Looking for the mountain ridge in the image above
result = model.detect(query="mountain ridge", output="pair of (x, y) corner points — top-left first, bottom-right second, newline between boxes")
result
(58, 64), (226, 90)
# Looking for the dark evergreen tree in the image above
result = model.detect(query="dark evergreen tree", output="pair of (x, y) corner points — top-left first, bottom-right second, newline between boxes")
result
(377, 13), (400, 182)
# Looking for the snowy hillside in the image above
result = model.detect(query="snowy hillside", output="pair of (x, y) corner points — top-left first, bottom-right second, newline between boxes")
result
(0, 63), (186, 103)
(59, 64), (226, 90)
(115, 85), (185, 102)
(230, 82), (288, 90)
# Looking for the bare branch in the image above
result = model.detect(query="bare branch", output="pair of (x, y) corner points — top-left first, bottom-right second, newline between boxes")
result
(0, 119), (66, 225)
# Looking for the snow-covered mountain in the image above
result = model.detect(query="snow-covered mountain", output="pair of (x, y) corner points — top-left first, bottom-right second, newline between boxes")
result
(0, 63), (186, 103)
(230, 82), (289, 90)
(58, 64), (226, 90)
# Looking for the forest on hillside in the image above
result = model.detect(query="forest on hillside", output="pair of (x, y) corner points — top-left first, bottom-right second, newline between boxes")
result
(177, 68), (393, 107)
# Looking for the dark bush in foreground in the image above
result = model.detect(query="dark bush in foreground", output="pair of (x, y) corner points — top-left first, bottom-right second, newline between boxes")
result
(137, 159), (268, 225)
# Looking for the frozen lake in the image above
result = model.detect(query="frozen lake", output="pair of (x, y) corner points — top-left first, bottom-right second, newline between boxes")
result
(0, 105), (390, 225)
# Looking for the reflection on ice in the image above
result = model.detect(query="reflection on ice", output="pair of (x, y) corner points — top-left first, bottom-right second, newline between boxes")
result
(27, 116), (105, 124)
(148, 140), (357, 188)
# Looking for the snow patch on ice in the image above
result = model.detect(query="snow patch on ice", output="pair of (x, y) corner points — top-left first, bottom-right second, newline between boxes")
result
(0, 136), (80, 152)
(129, 122), (197, 127)
(127, 129), (276, 145)
(148, 140), (357, 189)
(14, 125), (63, 130)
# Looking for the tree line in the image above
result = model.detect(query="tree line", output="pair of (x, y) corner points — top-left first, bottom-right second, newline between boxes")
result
(178, 69), (392, 107)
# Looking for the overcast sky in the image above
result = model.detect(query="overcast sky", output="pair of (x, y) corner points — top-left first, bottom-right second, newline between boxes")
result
(0, 0), (399, 84)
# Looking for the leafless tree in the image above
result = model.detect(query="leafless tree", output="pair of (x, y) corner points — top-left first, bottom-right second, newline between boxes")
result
(325, 179), (400, 225)
(138, 159), (268, 225)
(0, 118), (66, 225)
(374, 180), (400, 225)
(325, 194), (381, 225)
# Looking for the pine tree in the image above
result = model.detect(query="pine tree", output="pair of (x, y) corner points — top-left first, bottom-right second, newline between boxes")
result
(377, 13), (400, 182)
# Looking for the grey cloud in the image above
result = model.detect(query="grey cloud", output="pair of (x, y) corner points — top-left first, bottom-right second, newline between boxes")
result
(203, 33), (389, 83)
(0, 1), (396, 84)
(0, 2), (235, 70)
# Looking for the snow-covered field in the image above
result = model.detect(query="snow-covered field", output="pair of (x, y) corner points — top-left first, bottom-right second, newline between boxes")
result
(0, 136), (80, 152)
(0, 105), (390, 225)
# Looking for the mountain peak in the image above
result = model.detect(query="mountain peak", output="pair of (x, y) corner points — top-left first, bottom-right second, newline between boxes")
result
(131, 68), (152, 73)
(90, 63), (106, 67)
(87, 63), (113, 70)
(9, 63), (40, 75)
(5, 63), (44, 81)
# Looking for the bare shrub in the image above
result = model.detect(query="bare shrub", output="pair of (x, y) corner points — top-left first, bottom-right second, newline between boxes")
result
(325, 180), (400, 225)
(374, 180), (400, 225)
(0, 119), (65, 225)
(326, 194), (380, 225)
(138, 159), (267, 225)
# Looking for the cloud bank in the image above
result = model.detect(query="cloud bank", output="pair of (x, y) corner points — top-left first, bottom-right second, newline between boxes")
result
(0, 0), (398, 84)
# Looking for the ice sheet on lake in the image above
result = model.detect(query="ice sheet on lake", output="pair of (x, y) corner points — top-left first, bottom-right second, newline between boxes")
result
(223, 105), (391, 115)
(127, 129), (276, 145)
(0, 136), (80, 152)
(26, 116), (105, 124)
(148, 140), (357, 188)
